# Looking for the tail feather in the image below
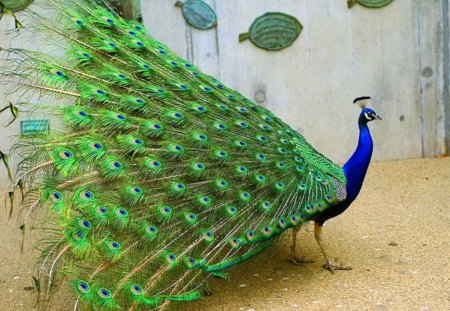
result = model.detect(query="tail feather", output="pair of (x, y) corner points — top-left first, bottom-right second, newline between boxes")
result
(2, 0), (346, 309)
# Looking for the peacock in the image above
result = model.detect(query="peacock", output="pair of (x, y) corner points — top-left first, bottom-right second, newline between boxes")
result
(1, 0), (381, 310)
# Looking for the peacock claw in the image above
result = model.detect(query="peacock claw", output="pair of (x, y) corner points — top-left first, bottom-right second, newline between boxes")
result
(322, 261), (352, 274)
(289, 257), (313, 266)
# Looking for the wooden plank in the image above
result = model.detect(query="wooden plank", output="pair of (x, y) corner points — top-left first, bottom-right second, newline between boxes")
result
(416, 0), (447, 157)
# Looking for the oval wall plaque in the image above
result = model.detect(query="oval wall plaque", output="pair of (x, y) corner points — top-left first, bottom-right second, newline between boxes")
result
(0, 0), (34, 12)
(175, 0), (217, 30)
(239, 12), (303, 51)
(347, 0), (394, 9)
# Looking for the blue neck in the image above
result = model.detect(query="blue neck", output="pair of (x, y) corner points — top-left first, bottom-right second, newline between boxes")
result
(343, 115), (373, 203)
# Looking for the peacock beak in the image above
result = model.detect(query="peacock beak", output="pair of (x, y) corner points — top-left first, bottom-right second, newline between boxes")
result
(375, 114), (382, 120)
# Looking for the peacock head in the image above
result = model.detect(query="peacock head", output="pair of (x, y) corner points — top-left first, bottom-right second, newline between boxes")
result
(353, 96), (382, 123)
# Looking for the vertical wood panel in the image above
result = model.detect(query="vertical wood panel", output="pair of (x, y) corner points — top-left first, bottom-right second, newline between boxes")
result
(416, 0), (447, 157)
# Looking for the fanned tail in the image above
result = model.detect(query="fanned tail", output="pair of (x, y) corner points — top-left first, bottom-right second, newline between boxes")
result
(2, 1), (346, 309)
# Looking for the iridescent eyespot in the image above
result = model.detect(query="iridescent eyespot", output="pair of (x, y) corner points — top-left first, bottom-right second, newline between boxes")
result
(145, 225), (157, 235)
(296, 165), (303, 172)
(185, 212), (197, 223)
(246, 230), (255, 241)
(129, 31), (136, 36)
(203, 231), (214, 242)
(78, 111), (87, 117)
(95, 206), (108, 215)
(198, 196), (210, 204)
(97, 288), (111, 299)
(214, 150), (228, 159)
(240, 191), (251, 200)
(262, 227), (272, 236)
(108, 160), (122, 169)
(304, 205), (315, 214)
(226, 206), (237, 215)
(165, 253), (176, 263)
(115, 207), (128, 217)
(77, 281), (90, 294)
(159, 206), (172, 216)
(256, 153), (266, 160)
(101, 16), (114, 24)
(255, 174), (266, 183)
(237, 121), (248, 128)
(50, 191), (63, 202)
(78, 219), (91, 229)
(130, 186), (142, 194)
(237, 107), (248, 113)
(276, 162), (286, 169)
(298, 183), (307, 191)
(275, 182), (285, 189)
(260, 200), (272, 210)
(116, 114), (125, 120)
(277, 147), (287, 154)
(215, 178), (228, 189)
(232, 139), (248, 150)
(315, 175), (323, 182)
(130, 284), (142, 295)
(108, 241), (121, 250)
(229, 237), (241, 248)
(71, 230), (85, 241)
(290, 215), (299, 225)
(89, 142), (103, 150)
(59, 150), (73, 159)
(80, 191), (93, 200)
(217, 104), (228, 111)
(257, 135), (268, 143)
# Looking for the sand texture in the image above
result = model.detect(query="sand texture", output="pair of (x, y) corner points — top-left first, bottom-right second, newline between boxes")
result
(0, 157), (449, 311)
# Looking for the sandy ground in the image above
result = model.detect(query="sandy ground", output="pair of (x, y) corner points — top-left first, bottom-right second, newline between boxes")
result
(0, 157), (449, 311)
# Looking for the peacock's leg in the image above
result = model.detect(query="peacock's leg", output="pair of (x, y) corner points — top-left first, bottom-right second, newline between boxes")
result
(314, 222), (352, 274)
(289, 225), (313, 265)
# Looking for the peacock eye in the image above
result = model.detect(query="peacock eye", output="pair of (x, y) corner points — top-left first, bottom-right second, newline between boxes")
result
(51, 191), (62, 201)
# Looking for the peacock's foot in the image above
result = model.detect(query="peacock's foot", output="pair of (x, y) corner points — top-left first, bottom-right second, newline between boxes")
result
(322, 261), (352, 274)
(289, 256), (313, 266)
